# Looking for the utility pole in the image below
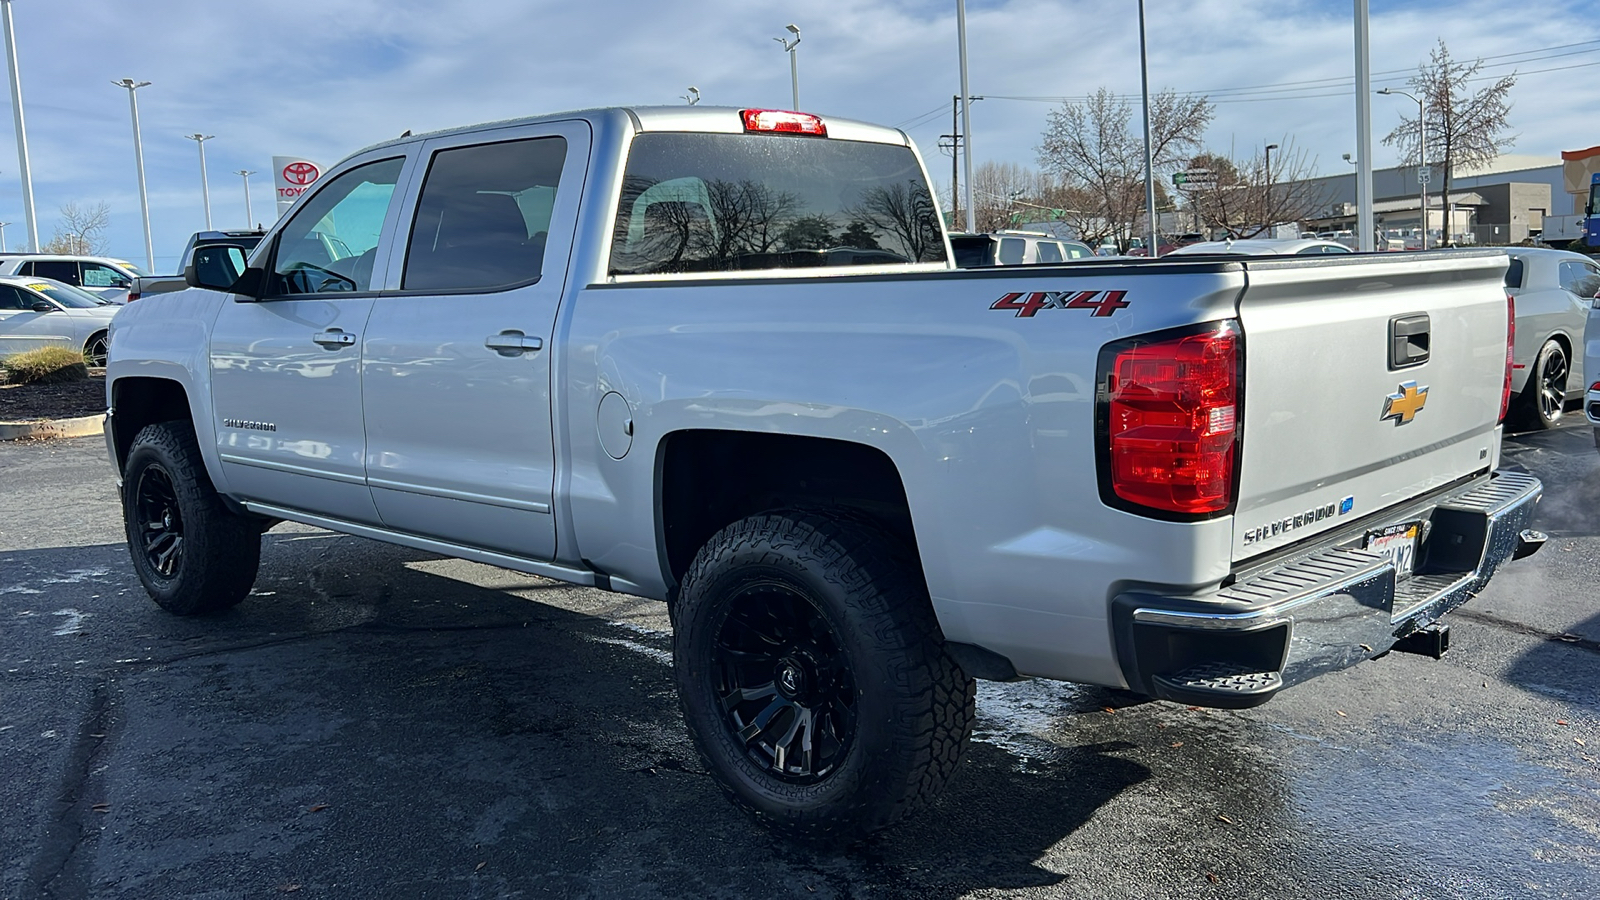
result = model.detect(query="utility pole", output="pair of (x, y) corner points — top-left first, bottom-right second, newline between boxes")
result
(949, 95), (962, 228)
(113, 78), (155, 272)
(1, 0), (37, 251)
(1137, 0), (1157, 256)
(774, 25), (800, 110)
(956, 0), (975, 233)
(1264, 142), (1279, 235)
(235, 170), (256, 226)
(184, 133), (215, 230)
(1354, 0), (1375, 252)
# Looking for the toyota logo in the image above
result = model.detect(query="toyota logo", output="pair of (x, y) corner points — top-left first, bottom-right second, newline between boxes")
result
(282, 161), (320, 186)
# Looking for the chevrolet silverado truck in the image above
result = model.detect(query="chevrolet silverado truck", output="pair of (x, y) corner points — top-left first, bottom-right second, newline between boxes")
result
(104, 106), (1546, 839)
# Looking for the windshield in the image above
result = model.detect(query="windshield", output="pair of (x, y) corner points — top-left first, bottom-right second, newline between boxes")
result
(1590, 183), (1600, 216)
(112, 260), (151, 276)
(25, 281), (106, 308)
(609, 133), (947, 275)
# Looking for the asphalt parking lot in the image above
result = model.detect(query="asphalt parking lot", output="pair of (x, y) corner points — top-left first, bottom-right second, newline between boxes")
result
(2, 424), (1597, 900)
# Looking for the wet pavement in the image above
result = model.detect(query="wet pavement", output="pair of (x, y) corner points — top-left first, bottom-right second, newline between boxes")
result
(1, 424), (1597, 899)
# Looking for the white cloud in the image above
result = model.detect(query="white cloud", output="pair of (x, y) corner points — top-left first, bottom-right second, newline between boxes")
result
(0, 0), (1593, 264)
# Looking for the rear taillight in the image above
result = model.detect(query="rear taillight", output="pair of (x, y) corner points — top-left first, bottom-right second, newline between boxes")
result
(127, 293), (140, 302)
(1099, 321), (1241, 516)
(740, 109), (827, 136)
(1500, 294), (1515, 423)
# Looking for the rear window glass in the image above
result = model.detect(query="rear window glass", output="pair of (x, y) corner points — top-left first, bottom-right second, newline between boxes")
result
(609, 133), (946, 276)
(1503, 257), (1523, 289)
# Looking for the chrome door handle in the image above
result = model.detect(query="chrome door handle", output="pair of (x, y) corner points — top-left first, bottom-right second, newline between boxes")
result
(312, 329), (357, 349)
(485, 330), (544, 356)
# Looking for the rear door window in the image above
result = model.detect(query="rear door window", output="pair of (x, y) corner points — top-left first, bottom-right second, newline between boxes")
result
(997, 238), (1025, 265)
(402, 137), (566, 292)
(609, 132), (946, 275)
(29, 261), (79, 285)
(1036, 241), (1063, 263)
(81, 263), (129, 288)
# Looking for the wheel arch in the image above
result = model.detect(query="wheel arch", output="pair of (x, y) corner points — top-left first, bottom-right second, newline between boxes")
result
(109, 376), (196, 474)
(655, 429), (922, 595)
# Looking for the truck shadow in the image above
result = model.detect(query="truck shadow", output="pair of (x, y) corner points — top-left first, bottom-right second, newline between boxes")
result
(1500, 608), (1600, 713)
(3, 532), (1160, 899)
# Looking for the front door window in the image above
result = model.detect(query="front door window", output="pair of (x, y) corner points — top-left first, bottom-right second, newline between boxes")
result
(268, 158), (404, 295)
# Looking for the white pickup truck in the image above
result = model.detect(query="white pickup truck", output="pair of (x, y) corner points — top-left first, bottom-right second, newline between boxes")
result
(104, 106), (1545, 839)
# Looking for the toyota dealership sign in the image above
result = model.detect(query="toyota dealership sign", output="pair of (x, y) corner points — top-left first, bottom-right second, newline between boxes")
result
(272, 156), (323, 215)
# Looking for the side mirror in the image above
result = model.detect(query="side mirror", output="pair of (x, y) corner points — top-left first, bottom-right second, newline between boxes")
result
(31, 300), (54, 313)
(185, 245), (260, 297)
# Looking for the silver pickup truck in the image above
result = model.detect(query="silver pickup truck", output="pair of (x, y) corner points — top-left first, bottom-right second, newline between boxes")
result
(104, 106), (1545, 839)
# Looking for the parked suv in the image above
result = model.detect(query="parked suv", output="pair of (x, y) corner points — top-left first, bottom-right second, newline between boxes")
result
(0, 254), (147, 303)
(949, 231), (1095, 267)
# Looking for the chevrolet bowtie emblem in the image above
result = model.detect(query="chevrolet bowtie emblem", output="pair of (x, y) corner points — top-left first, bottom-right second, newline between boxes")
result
(1382, 381), (1429, 425)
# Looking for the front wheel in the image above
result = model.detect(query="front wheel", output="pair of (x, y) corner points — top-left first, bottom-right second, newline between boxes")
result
(673, 511), (975, 841)
(122, 421), (261, 614)
(1516, 339), (1569, 430)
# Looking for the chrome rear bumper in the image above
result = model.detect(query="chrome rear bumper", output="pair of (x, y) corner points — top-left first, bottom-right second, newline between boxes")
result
(1111, 469), (1543, 708)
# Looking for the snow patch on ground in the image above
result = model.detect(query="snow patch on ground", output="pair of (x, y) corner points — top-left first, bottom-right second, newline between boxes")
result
(52, 608), (89, 636)
(971, 678), (1089, 770)
(588, 635), (674, 666)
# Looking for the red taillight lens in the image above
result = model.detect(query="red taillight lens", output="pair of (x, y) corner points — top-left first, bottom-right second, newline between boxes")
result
(1104, 322), (1240, 515)
(1500, 294), (1515, 423)
(740, 109), (827, 136)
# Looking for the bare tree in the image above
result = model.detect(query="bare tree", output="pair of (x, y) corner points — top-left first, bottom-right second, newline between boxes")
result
(44, 202), (111, 255)
(1382, 39), (1516, 243)
(1183, 141), (1328, 239)
(968, 161), (1053, 232)
(846, 180), (942, 261)
(1037, 87), (1212, 250)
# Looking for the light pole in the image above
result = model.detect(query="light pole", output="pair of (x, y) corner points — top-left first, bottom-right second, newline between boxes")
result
(956, 0), (975, 233)
(1354, 0), (1375, 251)
(235, 169), (256, 226)
(1378, 87), (1427, 251)
(184, 133), (215, 230)
(0, 220), (9, 250)
(774, 24), (800, 110)
(1, 0), (37, 251)
(113, 78), (155, 272)
(1137, 0), (1157, 256)
(1263, 143), (1279, 235)
(682, 86), (700, 106)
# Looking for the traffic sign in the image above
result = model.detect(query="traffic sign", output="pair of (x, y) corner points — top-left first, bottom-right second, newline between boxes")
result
(1173, 170), (1217, 188)
(1417, 167), (1432, 185)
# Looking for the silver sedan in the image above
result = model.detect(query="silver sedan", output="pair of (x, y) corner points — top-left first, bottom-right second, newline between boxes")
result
(0, 276), (118, 366)
(1504, 247), (1598, 430)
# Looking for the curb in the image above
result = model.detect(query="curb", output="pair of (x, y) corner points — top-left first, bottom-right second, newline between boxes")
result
(0, 413), (106, 442)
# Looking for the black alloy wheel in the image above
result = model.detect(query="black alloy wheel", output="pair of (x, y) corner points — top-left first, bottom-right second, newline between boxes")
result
(121, 421), (260, 614)
(134, 462), (185, 579)
(714, 583), (856, 783)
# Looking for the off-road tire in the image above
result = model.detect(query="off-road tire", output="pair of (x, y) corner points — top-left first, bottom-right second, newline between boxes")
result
(1516, 339), (1569, 430)
(673, 510), (975, 841)
(122, 421), (260, 615)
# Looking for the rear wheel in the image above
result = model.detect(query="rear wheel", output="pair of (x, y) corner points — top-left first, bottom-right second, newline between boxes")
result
(673, 511), (974, 841)
(122, 421), (260, 615)
(1516, 339), (1569, 430)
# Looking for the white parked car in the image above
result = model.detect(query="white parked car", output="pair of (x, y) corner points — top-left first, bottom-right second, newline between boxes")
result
(1503, 247), (1598, 430)
(1166, 238), (1354, 256)
(0, 254), (148, 304)
(0, 275), (117, 365)
(1576, 263), (1599, 451)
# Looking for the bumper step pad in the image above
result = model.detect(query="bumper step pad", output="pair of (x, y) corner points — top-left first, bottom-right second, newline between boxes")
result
(1152, 661), (1284, 709)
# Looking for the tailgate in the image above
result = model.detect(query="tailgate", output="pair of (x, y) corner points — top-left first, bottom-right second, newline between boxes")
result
(1232, 251), (1509, 561)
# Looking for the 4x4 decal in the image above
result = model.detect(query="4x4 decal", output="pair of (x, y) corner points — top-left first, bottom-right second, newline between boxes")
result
(990, 290), (1130, 318)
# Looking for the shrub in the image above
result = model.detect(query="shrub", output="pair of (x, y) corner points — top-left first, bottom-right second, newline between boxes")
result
(1, 346), (89, 385)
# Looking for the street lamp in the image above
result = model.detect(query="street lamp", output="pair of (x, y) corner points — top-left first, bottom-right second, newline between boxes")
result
(235, 169), (256, 226)
(956, 0), (975, 233)
(184, 133), (215, 230)
(1, 0), (37, 251)
(1378, 87), (1427, 250)
(774, 24), (800, 110)
(1137, 0), (1157, 256)
(1263, 143), (1279, 236)
(682, 86), (699, 106)
(0, 220), (9, 250)
(113, 78), (155, 272)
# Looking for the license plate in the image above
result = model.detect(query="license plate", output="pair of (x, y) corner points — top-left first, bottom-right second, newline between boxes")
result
(1364, 521), (1421, 578)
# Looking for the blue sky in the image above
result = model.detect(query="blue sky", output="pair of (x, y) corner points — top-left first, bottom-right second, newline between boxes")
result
(3, 0), (1597, 269)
